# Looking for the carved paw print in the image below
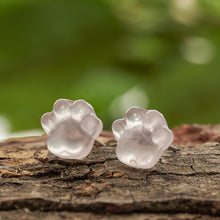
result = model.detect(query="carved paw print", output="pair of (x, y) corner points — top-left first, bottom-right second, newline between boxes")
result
(112, 107), (173, 169)
(41, 99), (103, 159)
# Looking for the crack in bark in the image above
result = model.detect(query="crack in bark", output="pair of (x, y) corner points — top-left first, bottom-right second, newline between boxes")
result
(0, 198), (219, 216)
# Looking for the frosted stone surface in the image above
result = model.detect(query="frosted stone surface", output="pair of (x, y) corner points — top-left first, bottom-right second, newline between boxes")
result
(41, 99), (103, 159)
(112, 107), (173, 169)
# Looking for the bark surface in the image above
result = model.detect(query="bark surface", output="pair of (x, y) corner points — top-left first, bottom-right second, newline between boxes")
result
(0, 125), (220, 220)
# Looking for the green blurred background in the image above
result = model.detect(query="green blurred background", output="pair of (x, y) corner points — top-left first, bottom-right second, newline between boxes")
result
(0, 0), (220, 136)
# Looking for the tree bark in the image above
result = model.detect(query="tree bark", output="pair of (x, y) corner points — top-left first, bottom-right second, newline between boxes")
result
(0, 125), (220, 220)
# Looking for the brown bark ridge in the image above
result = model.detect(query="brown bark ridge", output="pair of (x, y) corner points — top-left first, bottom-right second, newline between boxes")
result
(0, 125), (220, 220)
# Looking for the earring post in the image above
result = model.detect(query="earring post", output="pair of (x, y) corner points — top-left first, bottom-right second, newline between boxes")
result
(95, 139), (106, 147)
(168, 145), (179, 151)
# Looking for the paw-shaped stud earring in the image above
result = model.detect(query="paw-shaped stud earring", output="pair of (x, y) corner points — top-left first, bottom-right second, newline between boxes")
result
(41, 99), (103, 159)
(112, 107), (174, 169)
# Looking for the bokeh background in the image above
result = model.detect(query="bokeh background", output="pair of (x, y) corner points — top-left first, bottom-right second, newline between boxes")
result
(0, 0), (220, 139)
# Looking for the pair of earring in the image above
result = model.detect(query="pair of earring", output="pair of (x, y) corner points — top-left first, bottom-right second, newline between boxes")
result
(41, 99), (174, 169)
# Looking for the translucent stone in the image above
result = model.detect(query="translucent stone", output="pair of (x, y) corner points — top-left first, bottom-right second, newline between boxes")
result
(41, 99), (103, 159)
(112, 107), (173, 169)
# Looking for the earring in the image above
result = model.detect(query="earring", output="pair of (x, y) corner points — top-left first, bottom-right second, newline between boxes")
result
(112, 107), (174, 169)
(41, 99), (103, 159)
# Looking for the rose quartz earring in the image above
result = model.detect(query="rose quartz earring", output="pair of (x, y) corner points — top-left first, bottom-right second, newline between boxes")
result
(41, 99), (103, 159)
(112, 107), (174, 169)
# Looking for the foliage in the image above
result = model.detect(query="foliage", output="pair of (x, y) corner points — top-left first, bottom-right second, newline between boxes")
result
(0, 0), (219, 131)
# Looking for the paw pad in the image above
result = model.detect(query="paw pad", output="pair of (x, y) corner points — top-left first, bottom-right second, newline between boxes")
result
(112, 107), (173, 169)
(41, 99), (103, 159)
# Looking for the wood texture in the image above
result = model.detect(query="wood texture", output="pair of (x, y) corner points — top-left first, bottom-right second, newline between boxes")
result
(0, 125), (220, 220)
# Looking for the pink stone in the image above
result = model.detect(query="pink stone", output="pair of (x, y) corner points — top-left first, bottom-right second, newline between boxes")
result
(41, 99), (103, 159)
(112, 107), (173, 169)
